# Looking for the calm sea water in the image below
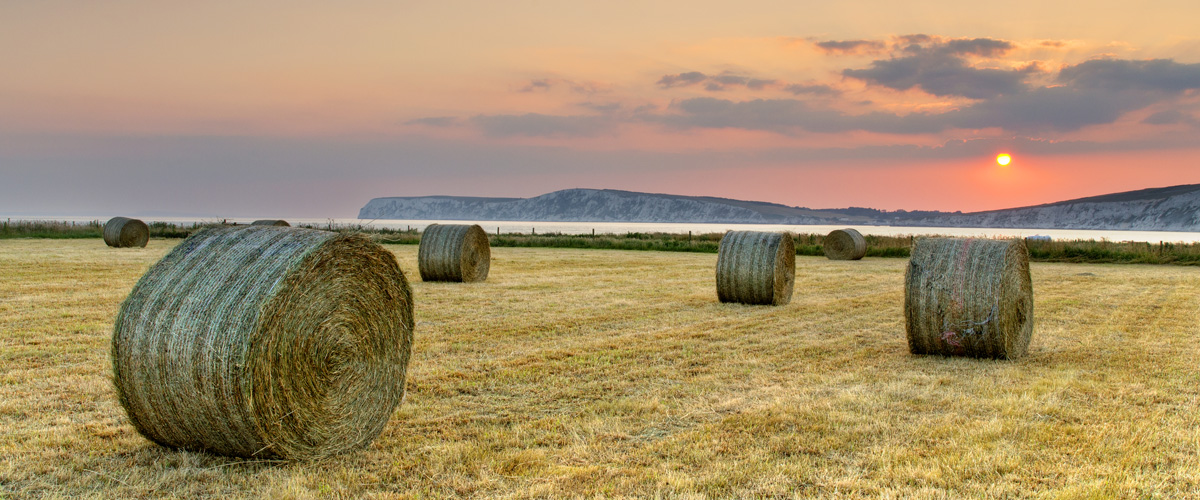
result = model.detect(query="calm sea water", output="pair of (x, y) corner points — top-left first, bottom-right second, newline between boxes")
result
(9, 215), (1200, 243)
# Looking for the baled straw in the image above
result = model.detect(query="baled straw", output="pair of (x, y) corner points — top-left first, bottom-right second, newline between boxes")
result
(904, 237), (1033, 359)
(251, 219), (290, 227)
(418, 224), (491, 282)
(103, 217), (149, 248)
(715, 230), (795, 305)
(823, 228), (866, 260)
(111, 225), (414, 459)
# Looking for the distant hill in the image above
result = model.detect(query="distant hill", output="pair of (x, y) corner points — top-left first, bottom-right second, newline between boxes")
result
(903, 184), (1200, 231)
(359, 189), (871, 224)
(359, 184), (1200, 231)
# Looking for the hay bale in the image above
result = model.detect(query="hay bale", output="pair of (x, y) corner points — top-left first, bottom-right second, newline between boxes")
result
(823, 228), (866, 260)
(418, 224), (490, 282)
(251, 219), (290, 227)
(111, 225), (413, 459)
(103, 217), (149, 248)
(904, 237), (1033, 359)
(715, 230), (795, 305)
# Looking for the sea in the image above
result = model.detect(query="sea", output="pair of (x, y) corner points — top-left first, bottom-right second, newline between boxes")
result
(7, 215), (1200, 243)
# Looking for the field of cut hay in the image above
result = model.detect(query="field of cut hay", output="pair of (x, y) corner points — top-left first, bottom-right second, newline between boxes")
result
(2, 239), (1199, 498)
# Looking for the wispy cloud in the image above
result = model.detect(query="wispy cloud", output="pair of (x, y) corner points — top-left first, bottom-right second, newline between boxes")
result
(654, 97), (941, 135)
(417, 35), (1200, 144)
(657, 71), (779, 91)
(945, 86), (1155, 132)
(842, 36), (1033, 99)
(657, 71), (708, 88)
(519, 79), (553, 92)
(656, 83), (1164, 135)
(516, 78), (610, 95)
(814, 39), (886, 55)
(1057, 58), (1200, 92)
(1143, 109), (1199, 126)
(938, 37), (1013, 57)
(782, 83), (839, 96)
(656, 71), (833, 95)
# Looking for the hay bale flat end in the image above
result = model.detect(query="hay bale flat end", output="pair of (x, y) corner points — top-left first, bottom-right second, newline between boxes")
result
(418, 224), (491, 282)
(904, 237), (1033, 359)
(715, 230), (795, 305)
(103, 217), (149, 248)
(111, 225), (413, 459)
(824, 228), (867, 260)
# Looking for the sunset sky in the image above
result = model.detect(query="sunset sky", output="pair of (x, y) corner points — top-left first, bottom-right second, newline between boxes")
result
(3, 1), (1199, 218)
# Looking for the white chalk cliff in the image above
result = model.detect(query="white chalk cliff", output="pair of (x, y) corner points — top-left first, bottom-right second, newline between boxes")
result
(359, 185), (1200, 231)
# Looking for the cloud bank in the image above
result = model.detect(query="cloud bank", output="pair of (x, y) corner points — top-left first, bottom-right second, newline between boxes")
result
(403, 35), (1200, 153)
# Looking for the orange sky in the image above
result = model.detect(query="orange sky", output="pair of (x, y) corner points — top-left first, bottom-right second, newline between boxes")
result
(2, 1), (1199, 217)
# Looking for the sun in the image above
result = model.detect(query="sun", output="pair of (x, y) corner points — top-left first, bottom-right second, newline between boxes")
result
(996, 153), (1012, 166)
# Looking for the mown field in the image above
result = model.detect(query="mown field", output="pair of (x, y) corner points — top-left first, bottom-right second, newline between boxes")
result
(2, 239), (1199, 499)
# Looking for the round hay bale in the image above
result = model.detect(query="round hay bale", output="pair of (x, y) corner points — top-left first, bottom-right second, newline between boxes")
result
(251, 219), (290, 227)
(418, 224), (490, 282)
(715, 230), (795, 305)
(823, 228), (866, 260)
(111, 225), (413, 459)
(103, 217), (149, 248)
(904, 237), (1033, 359)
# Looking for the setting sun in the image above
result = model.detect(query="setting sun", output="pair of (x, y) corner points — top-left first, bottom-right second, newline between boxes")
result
(997, 154), (1012, 166)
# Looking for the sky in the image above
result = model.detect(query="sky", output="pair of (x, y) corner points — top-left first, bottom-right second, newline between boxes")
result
(2, 1), (1200, 218)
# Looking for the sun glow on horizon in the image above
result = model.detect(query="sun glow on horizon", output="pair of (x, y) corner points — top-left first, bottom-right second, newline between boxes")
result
(996, 153), (1012, 166)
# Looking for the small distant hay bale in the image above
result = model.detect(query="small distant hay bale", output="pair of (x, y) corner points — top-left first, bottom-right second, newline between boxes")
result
(715, 230), (795, 305)
(251, 219), (290, 227)
(418, 224), (491, 282)
(111, 225), (413, 459)
(103, 217), (149, 248)
(823, 228), (867, 260)
(904, 237), (1033, 359)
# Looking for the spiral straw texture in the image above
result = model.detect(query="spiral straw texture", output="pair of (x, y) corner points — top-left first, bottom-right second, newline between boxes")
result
(418, 224), (491, 282)
(823, 228), (867, 260)
(103, 217), (149, 248)
(251, 219), (290, 227)
(111, 225), (414, 459)
(715, 230), (795, 305)
(905, 237), (1033, 359)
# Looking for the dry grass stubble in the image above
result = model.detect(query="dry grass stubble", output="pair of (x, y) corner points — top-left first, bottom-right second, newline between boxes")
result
(2, 239), (1200, 498)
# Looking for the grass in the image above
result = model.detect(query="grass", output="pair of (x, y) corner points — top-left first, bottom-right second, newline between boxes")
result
(394, 230), (1200, 265)
(0, 220), (207, 240)
(0, 220), (106, 239)
(2, 239), (1199, 498)
(5, 220), (1200, 265)
(483, 232), (907, 258)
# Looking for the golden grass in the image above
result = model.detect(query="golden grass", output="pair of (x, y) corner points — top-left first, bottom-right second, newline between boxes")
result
(2, 239), (1199, 499)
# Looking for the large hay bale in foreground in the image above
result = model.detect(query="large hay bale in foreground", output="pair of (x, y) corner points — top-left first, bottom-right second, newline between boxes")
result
(103, 217), (149, 248)
(111, 225), (413, 459)
(715, 230), (795, 305)
(251, 219), (290, 227)
(905, 237), (1033, 359)
(418, 224), (490, 282)
(824, 228), (866, 260)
